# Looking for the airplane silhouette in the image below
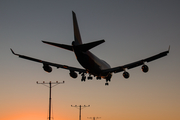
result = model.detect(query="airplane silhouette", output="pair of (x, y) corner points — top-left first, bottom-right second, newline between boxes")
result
(11, 11), (169, 85)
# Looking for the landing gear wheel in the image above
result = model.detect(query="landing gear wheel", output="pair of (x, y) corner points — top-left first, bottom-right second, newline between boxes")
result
(96, 76), (101, 80)
(88, 76), (93, 80)
(105, 82), (109, 86)
(81, 76), (86, 82)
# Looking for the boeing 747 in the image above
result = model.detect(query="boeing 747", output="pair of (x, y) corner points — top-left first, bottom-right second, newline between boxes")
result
(11, 11), (169, 85)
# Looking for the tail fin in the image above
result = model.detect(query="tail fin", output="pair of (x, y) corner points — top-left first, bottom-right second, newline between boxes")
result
(42, 12), (105, 52)
(72, 11), (82, 45)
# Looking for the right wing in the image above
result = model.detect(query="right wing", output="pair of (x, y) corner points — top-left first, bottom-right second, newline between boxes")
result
(10, 49), (86, 73)
(102, 46), (170, 74)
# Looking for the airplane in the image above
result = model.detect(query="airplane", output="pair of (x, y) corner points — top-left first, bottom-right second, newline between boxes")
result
(11, 11), (169, 86)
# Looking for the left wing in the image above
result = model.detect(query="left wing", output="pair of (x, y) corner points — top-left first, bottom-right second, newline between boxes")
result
(102, 46), (170, 74)
(10, 49), (86, 73)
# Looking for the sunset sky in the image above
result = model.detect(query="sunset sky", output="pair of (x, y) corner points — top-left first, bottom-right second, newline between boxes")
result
(1, 0), (180, 120)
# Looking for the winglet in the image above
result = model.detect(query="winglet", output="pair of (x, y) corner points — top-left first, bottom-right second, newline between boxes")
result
(10, 48), (19, 56)
(168, 45), (170, 52)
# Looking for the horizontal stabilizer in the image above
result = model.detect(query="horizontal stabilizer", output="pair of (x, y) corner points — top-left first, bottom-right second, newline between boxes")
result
(76, 39), (105, 52)
(42, 41), (73, 51)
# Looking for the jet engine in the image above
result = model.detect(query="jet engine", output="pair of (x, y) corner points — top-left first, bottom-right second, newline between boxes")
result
(123, 71), (130, 79)
(142, 65), (149, 73)
(69, 71), (78, 78)
(43, 64), (52, 73)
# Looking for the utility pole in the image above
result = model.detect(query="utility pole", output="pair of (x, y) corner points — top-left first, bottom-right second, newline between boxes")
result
(37, 81), (64, 120)
(87, 117), (101, 120)
(71, 105), (90, 120)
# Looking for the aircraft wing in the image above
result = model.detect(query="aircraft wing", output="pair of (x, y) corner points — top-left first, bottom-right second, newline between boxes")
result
(102, 47), (170, 74)
(10, 49), (86, 73)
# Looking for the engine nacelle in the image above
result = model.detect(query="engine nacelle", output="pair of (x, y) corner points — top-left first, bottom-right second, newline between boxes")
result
(142, 65), (149, 73)
(69, 71), (78, 78)
(43, 64), (52, 73)
(123, 71), (130, 79)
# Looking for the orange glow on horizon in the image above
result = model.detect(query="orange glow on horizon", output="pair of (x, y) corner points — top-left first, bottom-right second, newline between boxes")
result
(1, 109), (68, 120)
(2, 111), (48, 120)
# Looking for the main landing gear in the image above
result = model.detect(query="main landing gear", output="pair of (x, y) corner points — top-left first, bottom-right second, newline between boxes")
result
(81, 73), (86, 81)
(81, 73), (111, 86)
(105, 74), (112, 86)
(96, 76), (101, 80)
(88, 75), (93, 80)
(105, 79), (110, 86)
(81, 73), (93, 81)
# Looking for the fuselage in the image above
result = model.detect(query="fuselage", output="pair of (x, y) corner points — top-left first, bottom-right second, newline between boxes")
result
(71, 11), (112, 80)
(73, 45), (111, 78)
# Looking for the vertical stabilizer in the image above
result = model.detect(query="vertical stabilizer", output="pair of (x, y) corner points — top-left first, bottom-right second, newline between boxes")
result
(72, 11), (82, 45)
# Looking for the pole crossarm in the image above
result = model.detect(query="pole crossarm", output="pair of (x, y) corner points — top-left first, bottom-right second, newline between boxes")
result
(87, 117), (101, 120)
(36, 81), (64, 87)
(71, 105), (90, 108)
